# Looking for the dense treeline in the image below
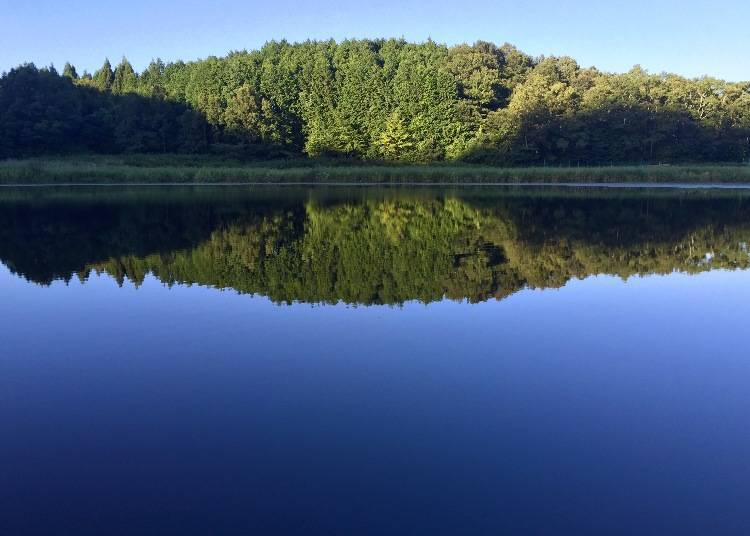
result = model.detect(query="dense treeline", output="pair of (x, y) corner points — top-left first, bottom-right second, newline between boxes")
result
(2, 188), (749, 303)
(2, 40), (750, 164)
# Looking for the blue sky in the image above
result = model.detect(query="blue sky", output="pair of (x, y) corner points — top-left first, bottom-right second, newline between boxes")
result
(2, 0), (748, 80)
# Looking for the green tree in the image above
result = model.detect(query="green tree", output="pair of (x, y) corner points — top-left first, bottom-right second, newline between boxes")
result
(377, 109), (414, 160)
(93, 58), (114, 91)
(223, 83), (262, 143)
(112, 57), (138, 94)
(138, 59), (166, 98)
(443, 42), (504, 111)
(62, 62), (78, 80)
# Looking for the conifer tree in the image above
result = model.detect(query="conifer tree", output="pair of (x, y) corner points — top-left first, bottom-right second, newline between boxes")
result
(378, 110), (414, 161)
(93, 58), (114, 91)
(112, 57), (138, 94)
(62, 62), (78, 80)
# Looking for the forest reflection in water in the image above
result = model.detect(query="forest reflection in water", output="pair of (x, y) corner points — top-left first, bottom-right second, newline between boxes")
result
(1, 185), (749, 304)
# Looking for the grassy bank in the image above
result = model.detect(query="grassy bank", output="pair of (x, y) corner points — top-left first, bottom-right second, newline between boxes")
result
(2, 156), (750, 184)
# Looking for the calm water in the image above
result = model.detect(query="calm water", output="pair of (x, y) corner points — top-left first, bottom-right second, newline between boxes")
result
(2, 185), (750, 535)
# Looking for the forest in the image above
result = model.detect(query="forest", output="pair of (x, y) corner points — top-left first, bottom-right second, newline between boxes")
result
(1, 39), (750, 165)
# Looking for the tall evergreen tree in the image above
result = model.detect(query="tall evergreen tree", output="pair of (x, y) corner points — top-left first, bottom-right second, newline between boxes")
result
(377, 110), (414, 160)
(62, 62), (78, 80)
(112, 57), (138, 94)
(93, 58), (114, 91)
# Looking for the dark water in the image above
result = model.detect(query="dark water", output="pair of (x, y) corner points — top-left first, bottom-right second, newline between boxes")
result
(2, 185), (750, 535)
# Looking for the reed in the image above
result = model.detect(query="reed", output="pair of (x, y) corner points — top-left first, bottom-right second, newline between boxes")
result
(1, 156), (749, 184)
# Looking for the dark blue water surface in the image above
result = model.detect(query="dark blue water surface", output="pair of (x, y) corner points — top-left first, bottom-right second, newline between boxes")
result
(2, 186), (750, 535)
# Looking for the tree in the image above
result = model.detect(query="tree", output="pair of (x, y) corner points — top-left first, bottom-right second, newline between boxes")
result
(93, 58), (114, 91)
(223, 83), (262, 143)
(62, 62), (78, 80)
(498, 43), (536, 95)
(486, 57), (581, 164)
(377, 110), (414, 160)
(139, 59), (166, 98)
(112, 57), (138, 94)
(443, 42), (504, 111)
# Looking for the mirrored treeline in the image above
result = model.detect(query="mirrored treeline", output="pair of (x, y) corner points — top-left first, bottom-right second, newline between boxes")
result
(2, 186), (749, 304)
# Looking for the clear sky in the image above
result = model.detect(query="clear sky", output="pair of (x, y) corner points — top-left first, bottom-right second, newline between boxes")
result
(2, 0), (748, 81)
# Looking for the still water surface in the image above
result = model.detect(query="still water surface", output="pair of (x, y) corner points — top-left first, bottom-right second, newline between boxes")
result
(2, 186), (750, 534)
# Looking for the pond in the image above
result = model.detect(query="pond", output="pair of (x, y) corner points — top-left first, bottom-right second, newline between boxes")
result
(2, 185), (750, 534)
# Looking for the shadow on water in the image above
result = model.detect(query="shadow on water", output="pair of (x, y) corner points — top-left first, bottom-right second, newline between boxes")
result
(1, 185), (750, 304)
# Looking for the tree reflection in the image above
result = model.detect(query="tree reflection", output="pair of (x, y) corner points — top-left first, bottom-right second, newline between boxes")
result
(1, 188), (748, 304)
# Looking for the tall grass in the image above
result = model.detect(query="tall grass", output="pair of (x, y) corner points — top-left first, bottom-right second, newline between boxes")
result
(1, 156), (749, 184)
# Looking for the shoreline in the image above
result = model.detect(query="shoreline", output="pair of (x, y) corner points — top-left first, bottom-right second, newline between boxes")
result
(2, 157), (750, 186)
(4, 181), (750, 189)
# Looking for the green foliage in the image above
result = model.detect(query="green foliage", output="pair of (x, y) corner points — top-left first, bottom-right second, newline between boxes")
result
(62, 62), (78, 80)
(444, 42), (505, 111)
(0, 65), (203, 156)
(222, 83), (262, 142)
(137, 59), (167, 98)
(376, 110), (414, 160)
(93, 58), (114, 91)
(112, 57), (138, 94)
(1, 40), (750, 163)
